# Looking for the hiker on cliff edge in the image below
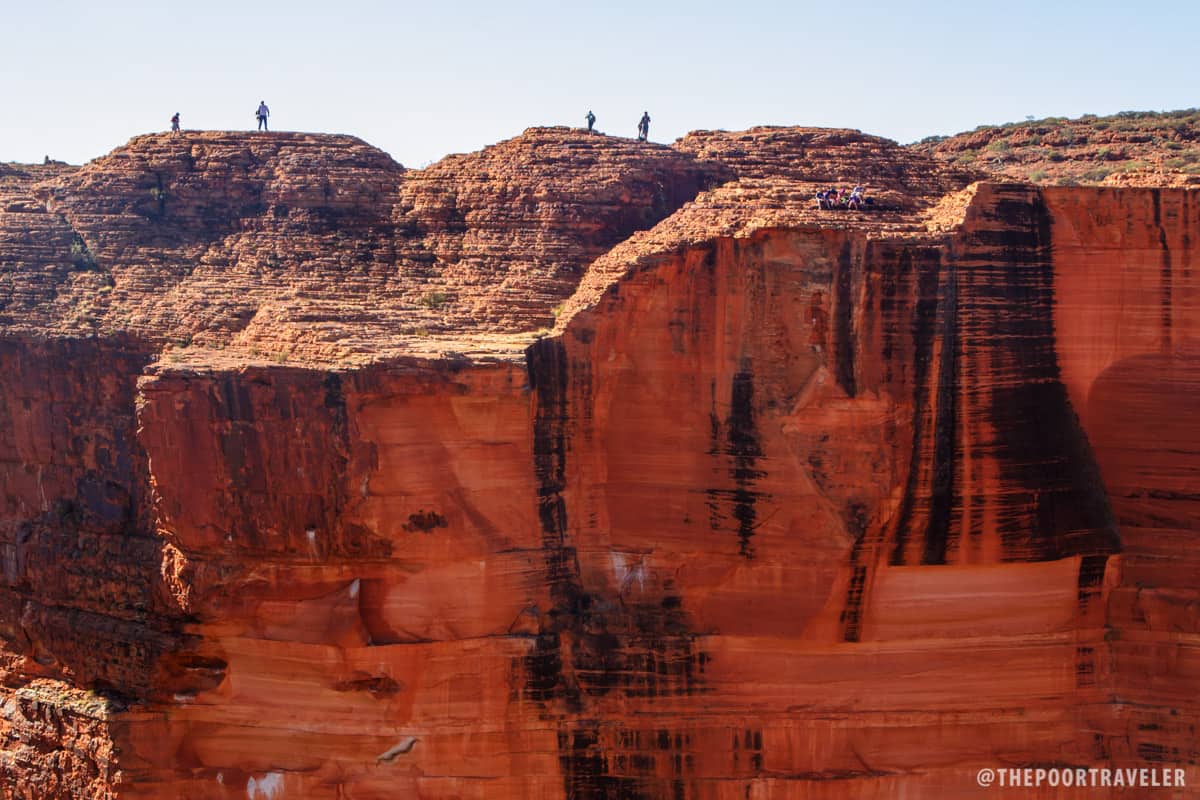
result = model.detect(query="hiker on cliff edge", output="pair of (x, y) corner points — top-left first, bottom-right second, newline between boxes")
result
(170, 113), (180, 135)
(256, 101), (270, 131)
(586, 110), (596, 132)
(637, 111), (651, 141)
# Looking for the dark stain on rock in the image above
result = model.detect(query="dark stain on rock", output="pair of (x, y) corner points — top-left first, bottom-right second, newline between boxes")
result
(922, 262), (959, 565)
(981, 191), (1120, 561)
(1075, 645), (1097, 687)
(844, 501), (869, 539)
(877, 247), (910, 375)
(323, 372), (350, 481)
(559, 725), (707, 799)
(333, 674), (402, 697)
(706, 365), (767, 559)
(839, 564), (869, 643)
(887, 252), (943, 564)
(1153, 191), (1173, 352)
(402, 510), (447, 533)
(1077, 553), (1109, 604)
(834, 239), (857, 397)
(523, 336), (710, 798)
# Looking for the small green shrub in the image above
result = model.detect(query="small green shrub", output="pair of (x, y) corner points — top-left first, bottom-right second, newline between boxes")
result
(1079, 167), (1114, 182)
(68, 236), (98, 270)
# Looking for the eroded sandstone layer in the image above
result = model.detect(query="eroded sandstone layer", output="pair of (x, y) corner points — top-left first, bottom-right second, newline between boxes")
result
(0, 125), (1197, 798)
(914, 108), (1200, 187)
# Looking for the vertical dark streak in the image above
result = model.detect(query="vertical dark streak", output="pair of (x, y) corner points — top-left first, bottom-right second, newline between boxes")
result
(525, 337), (707, 798)
(922, 265), (959, 565)
(984, 190), (1121, 560)
(834, 240), (857, 397)
(842, 247), (940, 640)
(888, 252), (943, 565)
(1077, 553), (1109, 604)
(322, 373), (349, 522)
(1154, 192), (1173, 353)
(727, 367), (764, 558)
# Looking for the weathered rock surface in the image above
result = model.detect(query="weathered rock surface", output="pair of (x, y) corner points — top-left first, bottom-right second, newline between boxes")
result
(0, 124), (1197, 798)
(913, 108), (1200, 187)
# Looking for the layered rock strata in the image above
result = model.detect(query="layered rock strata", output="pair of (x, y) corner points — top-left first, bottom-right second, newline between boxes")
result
(915, 108), (1200, 186)
(0, 126), (1196, 798)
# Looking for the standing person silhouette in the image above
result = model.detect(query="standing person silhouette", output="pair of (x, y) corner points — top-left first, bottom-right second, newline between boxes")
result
(256, 101), (270, 131)
(637, 111), (651, 141)
(586, 110), (596, 132)
(170, 112), (180, 135)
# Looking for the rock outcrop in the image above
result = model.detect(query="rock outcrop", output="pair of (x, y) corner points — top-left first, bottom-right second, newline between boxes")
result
(0, 123), (1197, 798)
(913, 108), (1200, 186)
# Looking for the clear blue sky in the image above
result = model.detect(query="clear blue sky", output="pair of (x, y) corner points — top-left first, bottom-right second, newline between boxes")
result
(3, 0), (1197, 167)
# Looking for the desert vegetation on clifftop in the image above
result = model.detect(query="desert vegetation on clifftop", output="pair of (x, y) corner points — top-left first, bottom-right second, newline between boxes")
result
(913, 108), (1200, 186)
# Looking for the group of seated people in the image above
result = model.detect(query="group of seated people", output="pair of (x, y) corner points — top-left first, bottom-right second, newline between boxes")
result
(814, 185), (872, 210)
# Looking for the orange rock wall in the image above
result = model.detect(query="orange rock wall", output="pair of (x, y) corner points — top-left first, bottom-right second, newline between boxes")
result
(0, 338), (178, 688)
(0, 338), (177, 797)
(127, 363), (557, 797)
(1, 184), (1198, 798)
(1047, 187), (1200, 768)
(23, 186), (1174, 797)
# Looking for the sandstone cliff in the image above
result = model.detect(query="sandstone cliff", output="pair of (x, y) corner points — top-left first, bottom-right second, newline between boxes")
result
(0, 124), (1197, 799)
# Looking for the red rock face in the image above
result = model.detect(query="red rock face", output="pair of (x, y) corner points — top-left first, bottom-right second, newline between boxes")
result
(1045, 187), (1200, 767)
(0, 128), (1197, 798)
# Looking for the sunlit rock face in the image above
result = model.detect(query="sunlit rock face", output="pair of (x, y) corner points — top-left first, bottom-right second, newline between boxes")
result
(0, 126), (1196, 798)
